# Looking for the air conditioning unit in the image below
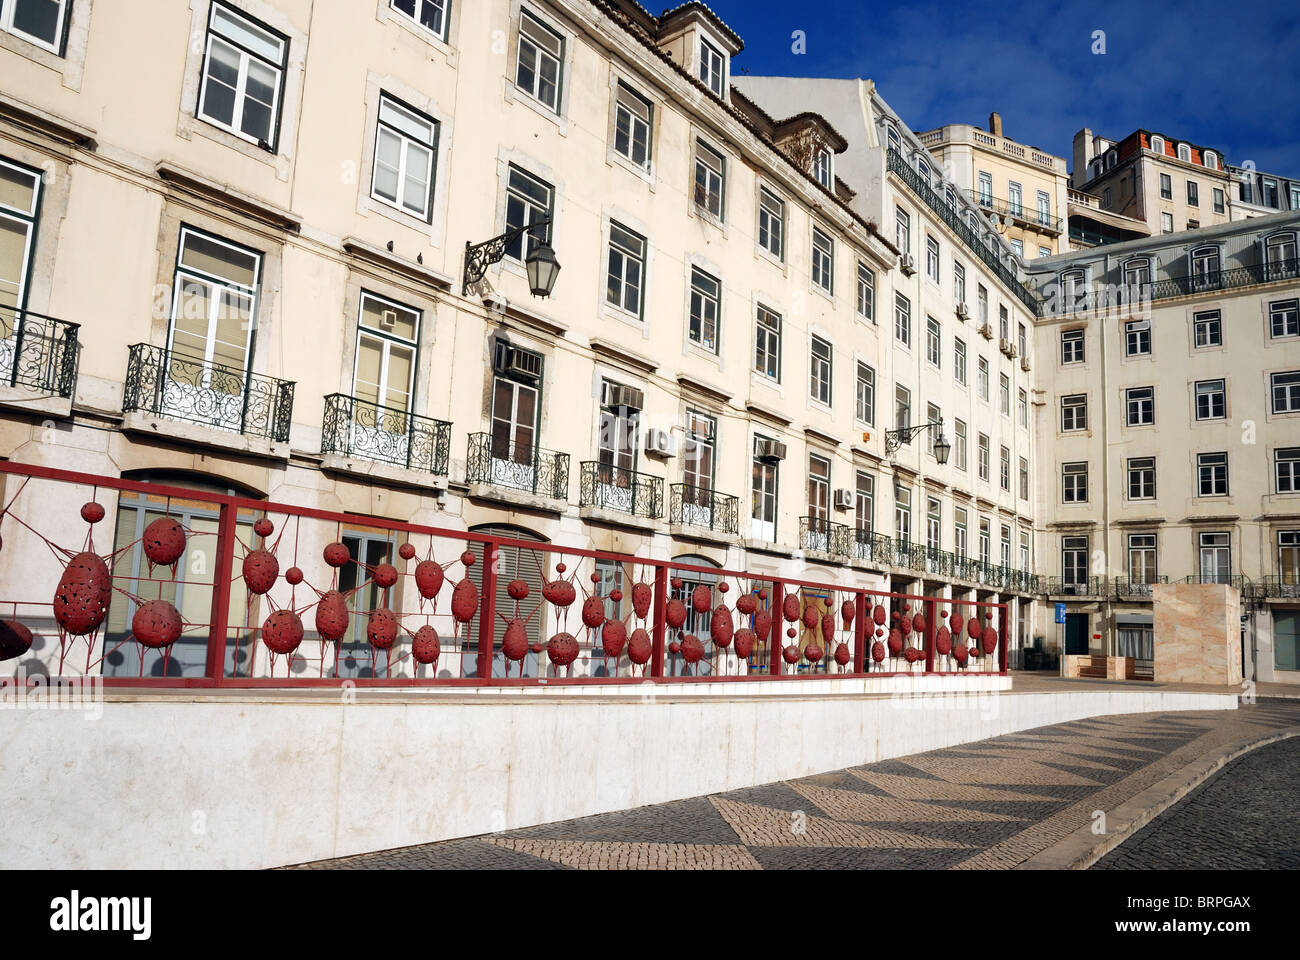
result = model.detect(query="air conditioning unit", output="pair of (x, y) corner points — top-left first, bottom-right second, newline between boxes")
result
(755, 439), (787, 463)
(379, 309), (398, 330)
(899, 253), (917, 276)
(493, 342), (543, 381)
(956, 302), (970, 322)
(978, 322), (994, 340)
(602, 383), (645, 411)
(1008, 343), (1019, 359)
(1020, 355), (1032, 372)
(998, 337), (1011, 355)
(644, 428), (676, 458)
(833, 488), (854, 510)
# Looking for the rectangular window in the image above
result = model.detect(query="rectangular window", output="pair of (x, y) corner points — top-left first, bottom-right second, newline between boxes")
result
(1278, 531), (1300, 585)
(895, 383), (911, 431)
(999, 372), (1011, 415)
(682, 409), (716, 503)
(1159, 173), (1172, 200)
(808, 454), (830, 523)
(978, 285), (989, 327)
(810, 335), (832, 405)
(1161, 212), (1173, 234)
(1278, 447), (1300, 494)
(503, 167), (554, 264)
(1273, 371), (1300, 413)
(1272, 299), (1300, 339)
(1125, 386), (1155, 426)
(855, 361), (875, 425)
(954, 337), (967, 385)
(1008, 181), (1023, 217)
(999, 304), (1010, 342)
(1187, 181), (1199, 206)
(927, 403), (942, 459)
(954, 261), (966, 304)
(1018, 322), (1027, 358)
(391, 0), (449, 40)
(977, 171), (992, 205)
(1199, 532), (1232, 583)
(354, 291), (420, 417)
(895, 483), (912, 544)
(895, 206), (911, 253)
(927, 497), (942, 552)
(1061, 394), (1087, 431)
(198, 3), (289, 149)
(1000, 524), (1012, 567)
(694, 138), (726, 220)
(1063, 536), (1088, 585)
(0, 157), (41, 316)
(977, 433), (990, 481)
(1125, 318), (1151, 356)
(371, 95), (439, 221)
(1017, 387), (1028, 427)
(751, 437), (778, 541)
(812, 147), (832, 189)
(0, 0), (69, 53)
(1019, 457), (1029, 500)
(613, 81), (653, 169)
(1127, 457), (1156, 500)
(856, 262), (875, 322)
(699, 36), (725, 97)
(688, 267), (720, 353)
(812, 226), (834, 294)
(1000, 445), (1011, 490)
(926, 317), (941, 367)
(754, 305), (781, 382)
(1128, 534), (1157, 584)
(605, 221), (646, 318)
(1213, 188), (1225, 213)
(979, 518), (991, 565)
(954, 419), (968, 471)
(1062, 462), (1088, 503)
(1020, 530), (1031, 570)
(758, 187), (785, 260)
(894, 292), (911, 347)
(1194, 310), (1222, 347)
(926, 235), (940, 281)
(977, 356), (990, 400)
(515, 8), (564, 112)
(1197, 452), (1228, 497)
(1037, 190), (1051, 226)
(1061, 328), (1084, 363)
(855, 472), (874, 534)
(1195, 379), (1226, 420)
(954, 507), (968, 557)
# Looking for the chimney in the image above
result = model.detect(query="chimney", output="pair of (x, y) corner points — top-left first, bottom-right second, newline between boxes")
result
(1072, 128), (1093, 188)
(989, 112), (1003, 138)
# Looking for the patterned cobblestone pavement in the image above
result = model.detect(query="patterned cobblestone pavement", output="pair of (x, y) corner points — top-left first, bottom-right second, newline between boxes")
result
(1093, 732), (1300, 870)
(296, 699), (1300, 870)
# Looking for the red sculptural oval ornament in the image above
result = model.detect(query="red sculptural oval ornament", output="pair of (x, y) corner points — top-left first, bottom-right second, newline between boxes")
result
(631, 582), (653, 619)
(841, 600), (856, 627)
(373, 563), (398, 589)
(507, 578), (529, 601)
(665, 597), (688, 629)
(949, 613), (964, 638)
(871, 641), (886, 663)
(241, 549), (279, 595)
(461, 551), (476, 567)
(967, 617), (982, 640)
(610, 589), (623, 603)
(912, 613), (926, 635)
(80, 501), (106, 525)
(873, 604), (888, 626)
(733, 628), (755, 659)
(261, 609), (304, 656)
(782, 592), (801, 623)
(412, 625), (440, 665)
(601, 618), (628, 658)
(903, 646), (921, 664)
(982, 627), (999, 655)
(953, 643), (969, 664)
(53, 552), (112, 637)
(253, 517), (274, 538)
(323, 542), (351, 568)
(898, 615), (912, 637)
(753, 610), (773, 642)
(628, 628), (652, 664)
(0, 619), (33, 661)
(804, 642), (824, 664)
(710, 605), (734, 648)
(285, 566), (304, 586)
(679, 634), (705, 664)
(935, 625), (953, 656)
(669, 641), (681, 655)
(543, 578), (576, 608)
(502, 619), (529, 661)
(367, 608), (400, 650)
(691, 584), (712, 614)
(142, 517), (186, 568)
(782, 644), (801, 665)
(314, 590), (350, 642)
(398, 542), (417, 561)
(834, 643), (851, 666)
(581, 595), (606, 629)
(736, 593), (757, 616)
(820, 612), (835, 645)
(547, 632), (579, 666)
(529, 643), (544, 654)
(801, 605), (820, 630)
(450, 579), (479, 623)
(132, 599), (183, 650)
(888, 628), (903, 654)
(414, 560), (444, 600)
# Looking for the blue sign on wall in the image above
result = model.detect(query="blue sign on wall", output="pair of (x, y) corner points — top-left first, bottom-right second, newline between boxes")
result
(1055, 602), (1067, 624)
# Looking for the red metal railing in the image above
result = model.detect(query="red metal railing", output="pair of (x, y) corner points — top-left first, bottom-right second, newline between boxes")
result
(0, 461), (1009, 687)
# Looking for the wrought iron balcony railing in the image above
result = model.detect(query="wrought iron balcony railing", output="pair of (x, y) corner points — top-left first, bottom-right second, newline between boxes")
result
(669, 483), (739, 535)
(887, 148), (1040, 315)
(321, 393), (449, 474)
(967, 190), (1063, 232)
(466, 433), (569, 500)
(1113, 575), (1169, 599)
(579, 462), (663, 518)
(1043, 576), (1109, 596)
(1040, 257), (1300, 315)
(1252, 576), (1300, 599)
(0, 305), (80, 399)
(1180, 573), (1250, 590)
(123, 343), (293, 441)
(799, 516), (851, 556)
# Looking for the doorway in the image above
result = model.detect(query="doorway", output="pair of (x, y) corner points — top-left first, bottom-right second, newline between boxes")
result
(1064, 612), (1089, 655)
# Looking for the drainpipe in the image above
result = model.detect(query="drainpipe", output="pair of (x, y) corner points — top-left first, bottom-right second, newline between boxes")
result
(1098, 261), (1113, 658)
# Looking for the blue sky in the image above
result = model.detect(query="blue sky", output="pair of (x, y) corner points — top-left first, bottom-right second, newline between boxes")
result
(703, 0), (1300, 175)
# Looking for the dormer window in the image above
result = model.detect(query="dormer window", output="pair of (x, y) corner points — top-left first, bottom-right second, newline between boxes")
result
(1177, 143), (1191, 163)
(885, 123), (901, 155)
(1060, 269), (1086, 309)
(1105, 149), (1116, 170)
(699, 36), (726, 97)
(813, 146), (832, 189)
(1265, 233), (1297, 269)
(1191, 245), (1221, 289)
(1203, 150), (1219, 170)
(917, 158), (930, 187)
(1123, 257), (1151, 288)
(1150, 134), (1165, 155)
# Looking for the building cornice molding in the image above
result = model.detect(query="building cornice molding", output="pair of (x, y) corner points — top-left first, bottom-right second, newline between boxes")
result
(744, 401), (792, 427)
(675, 372), (730, 403)
(341, 236), (454, 291)
(0, 92), (96, 152)
(587, 337), (658, 375)
(481, 292), (568, 338)
(158, 161), (301, 233)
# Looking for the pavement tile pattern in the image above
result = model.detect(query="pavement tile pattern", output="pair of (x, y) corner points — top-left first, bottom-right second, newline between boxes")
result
(295, 699), (1300, 870)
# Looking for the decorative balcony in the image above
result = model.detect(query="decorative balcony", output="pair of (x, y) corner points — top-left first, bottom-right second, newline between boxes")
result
(669, 483), (739, 535)
(466, 433), (569, 501)
(799, 516), (851, 557)
(579, 462), (663, 519)
(0, 306), (80, 399)
(1043, 576), (1109, 597)
(1043, 257), (1300, 314)
(320, 393), (449, 475)
(123, 343), (293, 442)
(852, 528), (893, 566)
(1180, 574), (1250, 590)
(1252, 576), (1300, 599)
(1113, 576), (1169, 599)
(967, 190), (1063, 233)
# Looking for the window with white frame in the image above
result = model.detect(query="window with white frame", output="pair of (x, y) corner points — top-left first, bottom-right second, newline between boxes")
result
(977, 171), (992, 205)
(1126, 386), (1155, 426)
(809, 336), (832, 405)
(1161, 212), (1173, 234)
(391, 0), (449, 40)
(979, 518), (992, 565)
(516, 8), (564, 113)
(1150, 134), (1165, 154)
(1204, 150), (1219, 170)
(895, 482), (912, 544)
(371, 95), (438, 221)
(856, 261), (875, 322)
(197, 3), (289, 149)
(1063, 535), (1088, 584)
(1039, 246), (1051, 258)
(1195, 378), (1226, 420)
(1277, 447), (1300, 493)
(977, 433), (989, 481)
(999, 372), (1010, 416)
(1191, 245), (1220, 285)
(1273, 371), (1300, 413)
(895, 206), (910, 253)
(926, 235), (940, 281)
(1018, 387), (1028, 427)
(1061, 328), (1084, 363)
(1177, 143), (1191, 162)
(855, 361), (875, 425)
(1061, 394), (1087, 431)
(926, 403), (942, 459)
(503, 164), (553, 261)
(1010, 238), (1023, 257)
(927, 496), (941, 552)
(977, 355), (989, 400)
(694, 138), (725, 220)
(1197, 452), (1228, 496)
(812, 147), (832, 189)
(0, 157), (41, 316)
(1018, 322), (1027, 358)
(926, 317), (941, 367)
(999, 303), (1010, 342)
(1123, 257), (1151, 287)
(1125, 318), (1151, 356)
(1128, 533), (1157, 583)
(978, 285), (989, 326)
(812, 226), (834, 294)
(1271, 299), (1299, 338)
(1062, 462), (1087, 502)
(1036, 190), (1051, 227)
(1193, 309), (1222, 347)
(757, 186), (784, 260)
(894, 292), (911, 347)
(754, 305), (781, 382)
(1000, 445), (1010, 490)
(1127, 457), (1156, 500)
(1159, 172), (1172, 199)
(855, 471), (874, 534)
(698, 36), (725, 97)
(954, 337), (967, 385)
(1213, 188), (1225, 213)
(1019, 457), (1029, 500)
(1186, 180), (1199, 207)
(354, 291), (420, 417)
(613, 81), (653, 169)
(954, 261), (966, 305)
(605, 222), (646, 318)
(1279, 531), (1300, 583)
(688, 267), (720, 353)
(954, 419), (967, 471)
(1, 0), (69, 53)
(1008, 181), (1023, 217)
(1000, 525), (1011, 567)
(894, 383), (911, 431)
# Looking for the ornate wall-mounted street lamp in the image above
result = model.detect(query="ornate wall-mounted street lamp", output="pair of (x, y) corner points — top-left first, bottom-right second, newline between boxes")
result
(885, 418), (950, 463)
(462, 218), (561, 298)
